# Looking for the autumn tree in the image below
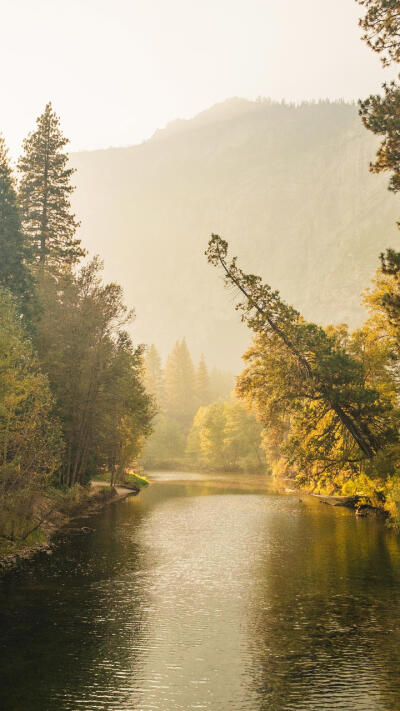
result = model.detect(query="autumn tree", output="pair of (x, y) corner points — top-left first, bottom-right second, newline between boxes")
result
(18, 103), (85, 270)
(0, 287), (63, 540)
(206, 235), (398, 480)
(186, 403), (227, 470)
(186, 400), (265, 472)
(224, 401), (266, 472)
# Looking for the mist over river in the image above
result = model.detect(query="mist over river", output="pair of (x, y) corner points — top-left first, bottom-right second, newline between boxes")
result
(2, 472), (400, 710)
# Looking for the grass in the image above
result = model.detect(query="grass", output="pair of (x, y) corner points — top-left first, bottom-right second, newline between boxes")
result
(124, 471), (149, 488)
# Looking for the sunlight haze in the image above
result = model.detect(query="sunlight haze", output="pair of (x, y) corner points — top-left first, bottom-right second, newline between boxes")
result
(2, 0), (396, 156)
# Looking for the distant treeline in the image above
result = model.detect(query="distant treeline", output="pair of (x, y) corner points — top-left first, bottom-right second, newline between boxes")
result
(141, 341), (266, 472)
(0, 104), (154, 543)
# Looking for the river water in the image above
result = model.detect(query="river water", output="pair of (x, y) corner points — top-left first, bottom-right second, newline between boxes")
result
(2, 472), (400, 711)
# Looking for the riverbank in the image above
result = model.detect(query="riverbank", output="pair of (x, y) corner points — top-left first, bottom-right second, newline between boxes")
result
(278, 477), (388, 520)
(0, 481), (140, 576)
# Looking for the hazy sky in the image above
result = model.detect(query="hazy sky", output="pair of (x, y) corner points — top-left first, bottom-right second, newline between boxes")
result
(2, 0), (396, 156)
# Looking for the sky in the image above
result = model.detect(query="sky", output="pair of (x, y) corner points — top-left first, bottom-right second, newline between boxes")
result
(1, 0), (396, 157)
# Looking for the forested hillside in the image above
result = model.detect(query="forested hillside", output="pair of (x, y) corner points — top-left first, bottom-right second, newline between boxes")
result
(71, 98), (399, 369)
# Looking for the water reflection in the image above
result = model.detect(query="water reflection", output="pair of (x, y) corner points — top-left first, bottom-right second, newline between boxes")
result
(247, 497), (400, 710)
(1, 473), (400, 710)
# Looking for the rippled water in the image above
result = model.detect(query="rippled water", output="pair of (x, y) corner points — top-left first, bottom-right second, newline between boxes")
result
(2, 472), (400, 710)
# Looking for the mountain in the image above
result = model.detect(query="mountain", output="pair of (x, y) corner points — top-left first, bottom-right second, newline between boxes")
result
(70, 98), (399, 371)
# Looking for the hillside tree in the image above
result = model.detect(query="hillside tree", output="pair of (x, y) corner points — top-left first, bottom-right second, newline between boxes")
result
(18, 102), (85, 271)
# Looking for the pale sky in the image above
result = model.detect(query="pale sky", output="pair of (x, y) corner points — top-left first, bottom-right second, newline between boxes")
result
(1, 0), (396, 157)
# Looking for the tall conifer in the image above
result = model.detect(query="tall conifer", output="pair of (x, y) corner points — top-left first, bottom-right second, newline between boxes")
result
(0, 135), (33, 305)
(164, 339), (196, 429)
(18, 102), (85, 270)
(144, 344), (164, 406)
(196, 354), (210, 407)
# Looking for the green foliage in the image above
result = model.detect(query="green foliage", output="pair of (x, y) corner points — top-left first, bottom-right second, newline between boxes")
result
(0, 104), (160, 546)
(141, 341), (236, 469)
(164, 339), (197, 430)
(143, 344), (164, 405)
(124, 471), (149, 488)
(359, 81), (400, 195)
(186, 400), (266, 472)
(0, 287), (63, 541)
(356, 0), (400, 66)
(0, 135), (33, 310)
(357, 1), (400, 204)
(32, 258), (154, 487)
(206, 236), (400, 518)
(207, 235), (397, 468)
(141, 414), (187, 469)
(18, 102), (85, 270)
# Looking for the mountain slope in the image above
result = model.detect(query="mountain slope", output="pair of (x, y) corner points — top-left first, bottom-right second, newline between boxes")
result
(70, 98), (399, 370)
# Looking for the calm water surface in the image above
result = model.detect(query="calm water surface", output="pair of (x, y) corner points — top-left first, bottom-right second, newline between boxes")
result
(2, 472), (400, 710)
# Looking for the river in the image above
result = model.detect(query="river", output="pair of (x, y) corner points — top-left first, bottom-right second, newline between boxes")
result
(2, 471), (400, 710)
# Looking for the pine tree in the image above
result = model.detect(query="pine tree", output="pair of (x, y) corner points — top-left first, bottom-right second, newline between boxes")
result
(207, 235), (398, 467)
(18, 102), (85, 270)
(357, 0), (400, 66)
(0, 135), (33, 305)
(356, 1), (400, 198)
(196, 354), (210, 407)
(164, 339), (196, 430)
(143, 344), (164, 406)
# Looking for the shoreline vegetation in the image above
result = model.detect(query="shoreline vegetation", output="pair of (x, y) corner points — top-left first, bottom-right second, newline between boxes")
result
(0, 105), (154, 555)
(199, 3), (400, 529)
(2, 2), (400, 563)
(0, 476), (148, 576)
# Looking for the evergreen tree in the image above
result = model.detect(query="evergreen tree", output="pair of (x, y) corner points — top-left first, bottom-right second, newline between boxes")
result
(206, 235), (398, 472)
(0, 135), (32, 305)
(34, 258), (153, 486)
(195, 354), (210, 407)
(18, 102), (85, 270)
(143, 344), (164, 406)
(356, 1), (400, 198)
(357, 0), (400, 66)
(164, 339), (196, 430)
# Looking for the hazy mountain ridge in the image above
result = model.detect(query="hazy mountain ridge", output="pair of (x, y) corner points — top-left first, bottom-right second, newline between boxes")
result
(70, 98), (399, 370)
